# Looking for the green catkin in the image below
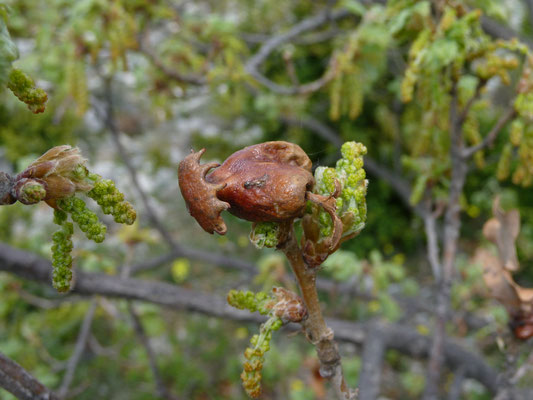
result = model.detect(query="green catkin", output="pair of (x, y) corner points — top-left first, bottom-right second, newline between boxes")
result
(227, 290), (283, 398)
(51, 210), (74, 292)
(57, 196), (106, 243)
(227, 290), (272, 315)
(241, 317), (283, 398)
(87, 178), (136, 225)
(6, 68), (47, 113)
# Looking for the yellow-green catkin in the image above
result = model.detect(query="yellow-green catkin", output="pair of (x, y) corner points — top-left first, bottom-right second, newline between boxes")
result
(51, 210), (74, 292)
(7, 68), (47, 113)
(87, 176), (136, 225)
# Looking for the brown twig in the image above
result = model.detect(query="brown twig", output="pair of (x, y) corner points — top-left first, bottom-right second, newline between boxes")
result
(244, 9), (352, 95)
(279, 224), (357, 400)
(0, 351), (59, 400)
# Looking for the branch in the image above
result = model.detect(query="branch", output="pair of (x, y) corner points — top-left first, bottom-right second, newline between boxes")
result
(244, 9), (353, 95)
(458, 80), (484, 125)
(423, 203), (442, 281)
(462, 107), (517, 159)
(357, 321), (386, 400)
(425, 81), (467, 400)
(58, 299), (97, 399)
(0, 351), (59, 400)
(0, 242), (499, 394)
(98, 78), (178, 249)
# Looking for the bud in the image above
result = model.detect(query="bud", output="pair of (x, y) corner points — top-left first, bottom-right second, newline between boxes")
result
(13, 178), (47, 205)
(15, 145), (93, 205)
(249, 222), (280, 249)
(271, 287), (307, 323)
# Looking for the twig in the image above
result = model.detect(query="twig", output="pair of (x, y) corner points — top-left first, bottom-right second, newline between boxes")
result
(245, 9), (352, 95)
(462, 107), (516, 159)
(0, 242), (500, 394)
(128, 302), (179, 400)
(138, 33), (207, 86)
(99, 78), (177, 248)
(58, 299), (97, 399)
(0, 352), (58, 400)
(279, 224), (357, 400)
(357, 321), (386, 400)
(458, 80), (484, 124)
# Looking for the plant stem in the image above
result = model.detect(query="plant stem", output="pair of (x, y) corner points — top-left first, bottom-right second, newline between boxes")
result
(280, 227), (356, 400)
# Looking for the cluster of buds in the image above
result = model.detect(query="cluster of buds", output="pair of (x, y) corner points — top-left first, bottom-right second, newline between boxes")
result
(302, 141), (368, 266)
(0, 145), (136, 292)
(228, 288), (307, 398)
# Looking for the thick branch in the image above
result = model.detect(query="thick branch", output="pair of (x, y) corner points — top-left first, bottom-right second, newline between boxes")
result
(0, 242), (499, 394)
(0, 351), (58, 400)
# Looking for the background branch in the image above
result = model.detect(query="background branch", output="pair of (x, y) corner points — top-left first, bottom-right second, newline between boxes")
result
(0, 351), (59, 400)
(0, 242), (499, 394)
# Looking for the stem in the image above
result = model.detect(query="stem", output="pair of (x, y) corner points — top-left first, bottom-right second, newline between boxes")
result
(280, 227), (356, 400)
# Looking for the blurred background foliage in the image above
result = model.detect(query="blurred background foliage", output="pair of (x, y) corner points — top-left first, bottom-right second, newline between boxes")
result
(1, 0), (533, 399)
